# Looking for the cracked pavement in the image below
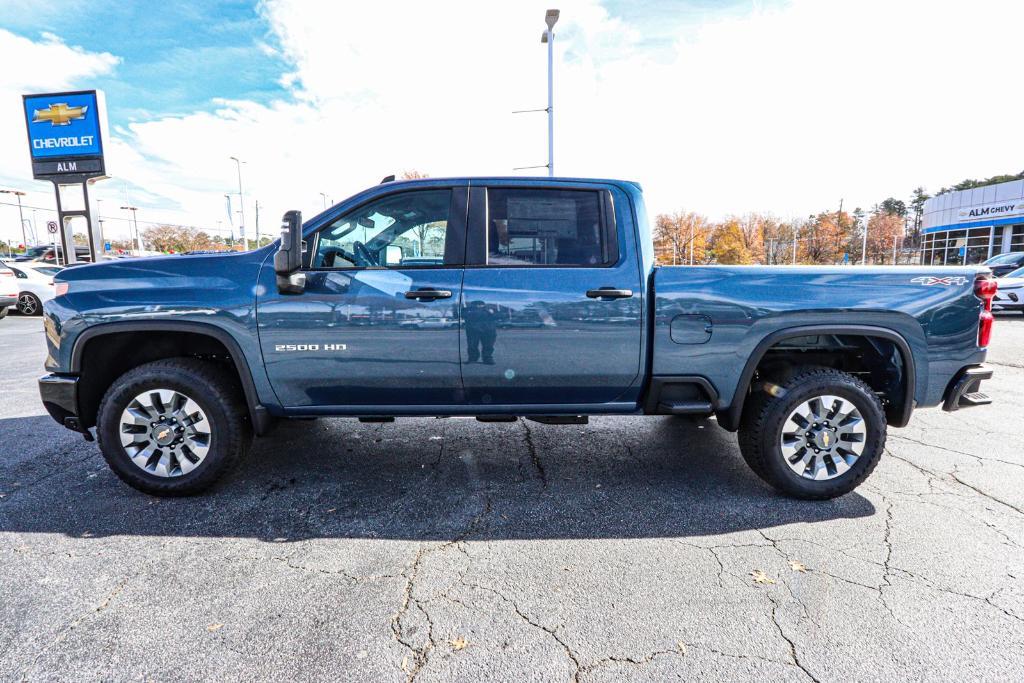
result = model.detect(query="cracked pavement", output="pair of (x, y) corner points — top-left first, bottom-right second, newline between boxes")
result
(2, 314), (1023, 681)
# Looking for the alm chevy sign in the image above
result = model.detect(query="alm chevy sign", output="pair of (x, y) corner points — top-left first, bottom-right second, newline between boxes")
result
(957, 201), (1024, 222)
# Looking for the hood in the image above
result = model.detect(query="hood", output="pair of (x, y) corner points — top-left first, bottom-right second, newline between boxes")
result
(996, 276), (1024, 289)
(54, 249), (271, 288)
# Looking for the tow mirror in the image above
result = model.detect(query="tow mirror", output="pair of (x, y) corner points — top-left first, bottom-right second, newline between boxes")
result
(274, 210), (306, 294)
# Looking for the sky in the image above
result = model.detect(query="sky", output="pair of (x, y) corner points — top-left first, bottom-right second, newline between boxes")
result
(1, 0), (1024, 246)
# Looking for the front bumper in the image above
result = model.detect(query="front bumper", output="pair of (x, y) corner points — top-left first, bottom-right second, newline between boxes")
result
(942, 365), (993, 412)
(0, 295), (16, 308)
(993, 289), (1023, 310)
(38, 373), (90, 437)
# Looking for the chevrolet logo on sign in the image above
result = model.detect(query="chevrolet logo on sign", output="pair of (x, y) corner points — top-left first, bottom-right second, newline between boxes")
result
(33, 103), (89, 126)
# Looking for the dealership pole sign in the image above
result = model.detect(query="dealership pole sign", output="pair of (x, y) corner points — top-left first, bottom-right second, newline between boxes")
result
(22, 90), (109, 264)
(23, 90), (108, 180)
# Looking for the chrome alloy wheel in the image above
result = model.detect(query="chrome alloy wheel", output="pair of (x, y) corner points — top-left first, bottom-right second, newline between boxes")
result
(780, 394), (866, 481)
(119, 389), (211, 477)
(16, 293), (38, 315)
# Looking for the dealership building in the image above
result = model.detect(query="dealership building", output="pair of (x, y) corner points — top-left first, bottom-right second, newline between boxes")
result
(921, 179), (1024, 265)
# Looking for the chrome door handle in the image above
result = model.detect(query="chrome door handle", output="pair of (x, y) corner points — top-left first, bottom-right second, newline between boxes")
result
(586, 288), (633, 299)
(405, 289), (453, 300)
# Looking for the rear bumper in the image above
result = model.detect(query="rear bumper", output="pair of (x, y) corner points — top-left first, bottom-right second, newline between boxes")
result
(942, 365), (993, 412)
(0, 295), (16, 308)
(38, 373), (88, 434)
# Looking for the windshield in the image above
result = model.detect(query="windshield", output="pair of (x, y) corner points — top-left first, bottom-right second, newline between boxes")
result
(984, 252), (1024, 265)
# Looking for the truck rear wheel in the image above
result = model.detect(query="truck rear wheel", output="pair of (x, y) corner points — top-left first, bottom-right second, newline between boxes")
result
(738, 367), (886, 500)
(96, 358), (252, 496)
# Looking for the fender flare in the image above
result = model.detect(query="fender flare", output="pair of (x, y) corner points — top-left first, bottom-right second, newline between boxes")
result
(70, 320), (273, 435)
(721, 324), (917, 431)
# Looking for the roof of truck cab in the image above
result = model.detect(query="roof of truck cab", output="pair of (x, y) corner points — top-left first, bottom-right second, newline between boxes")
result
(375, 176), (642, 191)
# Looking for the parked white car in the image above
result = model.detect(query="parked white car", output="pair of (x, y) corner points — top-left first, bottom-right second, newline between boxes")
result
(0, 260), (63, 316)
(993, 266), (1024, 314)
(0, 263), (18, 318)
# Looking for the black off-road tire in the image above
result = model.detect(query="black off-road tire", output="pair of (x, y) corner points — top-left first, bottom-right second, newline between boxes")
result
(738, 367), (886, 500)
(97, 358), (252, 496)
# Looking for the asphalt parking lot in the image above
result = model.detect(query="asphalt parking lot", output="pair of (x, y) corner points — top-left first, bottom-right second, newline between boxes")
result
(1, 313), (1023, 681)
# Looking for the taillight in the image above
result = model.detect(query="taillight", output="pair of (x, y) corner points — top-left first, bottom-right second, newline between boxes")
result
(975, 275), (997, 347)
(54, 282), (69, 297)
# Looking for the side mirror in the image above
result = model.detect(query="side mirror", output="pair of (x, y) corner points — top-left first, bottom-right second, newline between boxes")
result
(274, 210), (306, 294)
(385, 244), (403, 266)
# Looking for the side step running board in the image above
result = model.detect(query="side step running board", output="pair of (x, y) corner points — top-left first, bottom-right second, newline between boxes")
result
(657, 401), (713, 415)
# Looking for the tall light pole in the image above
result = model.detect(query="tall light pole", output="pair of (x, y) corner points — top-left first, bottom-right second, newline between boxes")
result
(120, 205), (143, 254)
(230, 156), (248, 250)
(95, 198), (105, 252)
(319, 192), (329, 210)
(542, 9), (560, 177)
(0, 189), (28, 250)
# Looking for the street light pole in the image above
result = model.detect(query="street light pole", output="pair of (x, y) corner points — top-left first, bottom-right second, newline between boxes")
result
(0, 189), (28, 251)
(230, 156), (248, 250)
(541, 9), (560, 177)
(320, 192), (328, 210)
(121, 205), (142, 254)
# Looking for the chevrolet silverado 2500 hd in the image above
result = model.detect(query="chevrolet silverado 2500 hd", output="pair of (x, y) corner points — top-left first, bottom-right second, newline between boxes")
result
(39, 177), (996, 499)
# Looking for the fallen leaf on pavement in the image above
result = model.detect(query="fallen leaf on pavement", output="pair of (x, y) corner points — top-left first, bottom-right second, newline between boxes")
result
(751, 569), (776, 585)
(207, 623), (223, 632)
(788, 560), (808, 573)
(450, 636), (469, 650)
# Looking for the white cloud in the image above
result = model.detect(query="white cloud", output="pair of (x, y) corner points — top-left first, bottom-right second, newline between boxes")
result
(3, 0), (1024, 248)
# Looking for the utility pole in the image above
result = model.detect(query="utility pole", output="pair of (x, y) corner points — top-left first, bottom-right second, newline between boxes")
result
(230, 156), (248, 250)
(255, 199), (260, 246)
(0, 189), (28, 251)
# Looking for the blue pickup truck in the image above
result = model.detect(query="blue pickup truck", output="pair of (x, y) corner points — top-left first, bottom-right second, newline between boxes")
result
(39, 177), (997, 499)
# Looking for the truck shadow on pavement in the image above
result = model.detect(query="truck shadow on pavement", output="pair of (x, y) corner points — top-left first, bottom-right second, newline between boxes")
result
(0, 414), (874, 541)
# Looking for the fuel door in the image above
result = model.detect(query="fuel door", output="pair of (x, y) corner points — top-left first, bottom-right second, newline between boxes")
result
(670, 314), (713, 345)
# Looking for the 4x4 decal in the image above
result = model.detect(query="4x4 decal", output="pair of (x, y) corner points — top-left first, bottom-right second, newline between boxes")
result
(911, 276), (968, 286)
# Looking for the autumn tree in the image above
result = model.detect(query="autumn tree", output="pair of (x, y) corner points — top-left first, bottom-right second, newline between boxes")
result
(653, 211), (711, 265)
(142, 225), (216, 253)
(797, 210), (856, 264)
(760, 218), (801, 264)
(710, 219), (753, 264)
(865, 211), (904, 264)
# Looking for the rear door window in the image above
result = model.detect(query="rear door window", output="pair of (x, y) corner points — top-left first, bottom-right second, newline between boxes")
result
(485, 188), (615, 266)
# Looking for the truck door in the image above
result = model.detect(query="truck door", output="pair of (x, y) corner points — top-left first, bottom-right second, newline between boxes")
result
(257, 186), (468, 408)
(460, 184), (643, 406)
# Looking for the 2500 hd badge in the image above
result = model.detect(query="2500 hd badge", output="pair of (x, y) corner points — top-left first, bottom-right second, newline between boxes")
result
(274, 343), (348, 352)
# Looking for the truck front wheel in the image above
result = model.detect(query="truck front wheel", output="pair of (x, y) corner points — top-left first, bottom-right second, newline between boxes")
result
(738, 367), (886, 500)
(96, 358), (252, 496)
